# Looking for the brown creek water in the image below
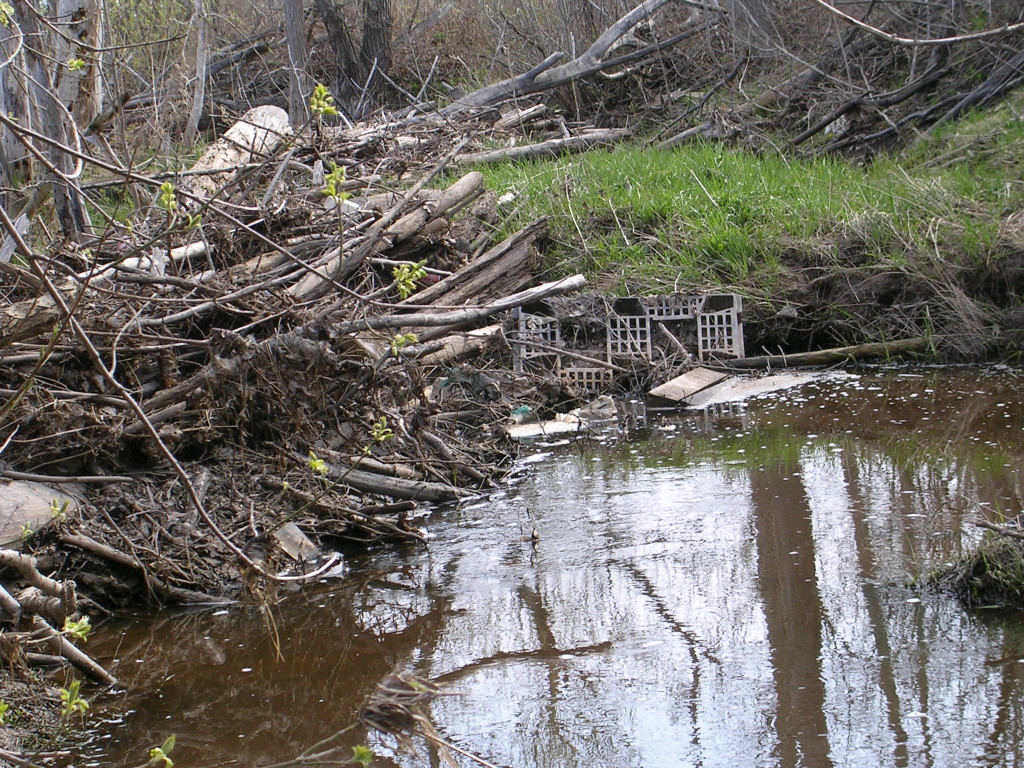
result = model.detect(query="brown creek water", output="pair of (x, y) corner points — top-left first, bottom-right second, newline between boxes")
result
(73, 366), (1023, 768)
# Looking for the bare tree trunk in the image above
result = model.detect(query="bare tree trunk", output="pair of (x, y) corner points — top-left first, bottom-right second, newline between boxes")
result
(0, 20), (29, 203)
(283, 0), (310, 126)
(18, 0), (89, 240)
(182, 0), (208, 145)
(313, 0), (362, 113)
(360, 0), (392, 88)
(54, 0), (104, 127)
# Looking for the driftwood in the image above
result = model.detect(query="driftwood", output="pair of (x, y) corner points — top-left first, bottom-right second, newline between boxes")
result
(723, 337), (932, 368)
(29, 615), (116, 685)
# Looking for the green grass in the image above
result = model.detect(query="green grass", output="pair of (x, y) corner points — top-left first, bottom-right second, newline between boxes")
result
(477, 89), (1024, 292)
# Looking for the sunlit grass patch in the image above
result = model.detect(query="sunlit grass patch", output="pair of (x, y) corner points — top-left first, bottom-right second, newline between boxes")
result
(479, 97), (1024, 291)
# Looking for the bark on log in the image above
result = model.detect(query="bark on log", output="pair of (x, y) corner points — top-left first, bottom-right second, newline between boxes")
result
(0, 294), (60, 347)
(404, 218), (548, 309)
(185, 105), (291, 198)
(430, 171), (483, 219)
(30, 614), (116, 685)
(300, 453), (459, 501)
(414, 326), (500, 366)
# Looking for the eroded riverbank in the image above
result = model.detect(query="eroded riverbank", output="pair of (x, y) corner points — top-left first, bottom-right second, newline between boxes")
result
(68, 365), (1024, 768)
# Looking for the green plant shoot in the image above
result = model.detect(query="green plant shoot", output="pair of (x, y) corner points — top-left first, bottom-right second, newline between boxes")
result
(389, 332), (417, 356)
(322, 163), (349, 202)
(60, 679), (89, 720)
(19, 524), (32, 541)
(157, 182), (178, 213)
(306, 451), (329, 476)
(50, 498), (69, 522)
(0, 2), (14, 27)
(310, 83), (339, 117)
(392, 261), (427, 299)
(370, 416), (394, 442)
(350, 745), (374, 766)
(0, 700), (9, 725)
(63, 615), (92, 643)
(147, 735), (176, 767)
(67, 58), (86, 72)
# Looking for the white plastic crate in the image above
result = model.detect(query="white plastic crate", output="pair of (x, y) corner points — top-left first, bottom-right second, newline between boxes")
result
(606, 314), (651, 358)
(697, 294), (744, 360)
(511, 308), (561, 372)
(643, 294), (705, 321)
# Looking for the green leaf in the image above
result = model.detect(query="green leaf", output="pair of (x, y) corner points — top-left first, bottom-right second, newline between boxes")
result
(350, 745), (374, 766)
(63, 615), (92, 642)
(0, 700), (10, 725)
(157, 182), (178, 213)
(147, 735), (176, 767)
(306, 450), (329, 476)
(392, 261), (427, 299)
(60, 679), (89, 719)
(310, 83), (339, 117)
(369, 416), (394, 443)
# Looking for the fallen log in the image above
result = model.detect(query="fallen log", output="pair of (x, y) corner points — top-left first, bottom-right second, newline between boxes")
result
(723, 337), (933, 369)
(29, 614), (116, 685)
(333, 274), (587, 338)
(184, 105), (291, 198)
(292, 452), (460, 502)
(404, 219), (548, 309)
(443, 0), (718, 114)
(455, 129), (630, 165)
(413, 325), (501, 367)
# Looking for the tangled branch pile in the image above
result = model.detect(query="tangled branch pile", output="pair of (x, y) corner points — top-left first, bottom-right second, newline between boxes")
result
(0, 101), (610, 636)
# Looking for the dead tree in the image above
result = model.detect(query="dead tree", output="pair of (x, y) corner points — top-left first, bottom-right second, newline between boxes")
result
(312, 0), (393, 118)
(182, 0), (209, 145)
(360, 0), (392, 88)
(284, 0), (311, 126)
(442, 0), (722, 114)
(0, 0), (102, 240)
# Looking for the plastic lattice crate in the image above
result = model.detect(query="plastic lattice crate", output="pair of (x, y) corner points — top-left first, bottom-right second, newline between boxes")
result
(606, 314), (651, 358)
(643, 294), (706, 321)
(511, 308), (561, 361)
(560, 365), (614, 394)
(697, 306), (744, 360)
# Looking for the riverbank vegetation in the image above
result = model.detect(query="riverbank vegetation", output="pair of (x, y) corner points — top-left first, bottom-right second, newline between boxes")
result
(478, 90), (1024, 356)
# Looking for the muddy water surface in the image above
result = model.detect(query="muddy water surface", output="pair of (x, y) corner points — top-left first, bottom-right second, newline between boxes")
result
(80, 367), (1024, 768)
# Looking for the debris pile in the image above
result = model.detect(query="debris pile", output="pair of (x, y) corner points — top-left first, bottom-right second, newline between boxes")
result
(0, 103), (612, 688)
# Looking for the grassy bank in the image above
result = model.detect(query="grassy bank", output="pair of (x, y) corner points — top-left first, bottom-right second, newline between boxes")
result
(475, 91), (1024, 356)
(483, 96), (1024, 289)
(476, 91), (1024, 356)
